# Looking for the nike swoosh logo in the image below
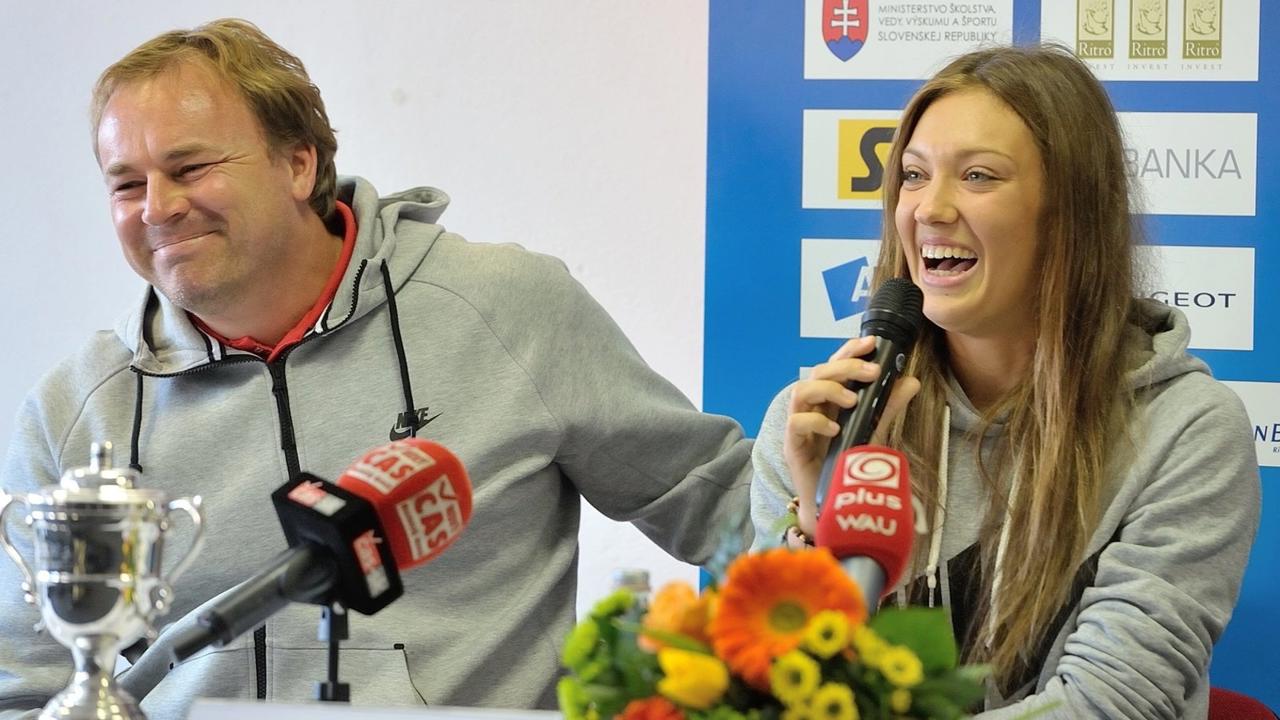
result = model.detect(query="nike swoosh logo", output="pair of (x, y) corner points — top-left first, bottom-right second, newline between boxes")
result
(389, 412), (442, 440)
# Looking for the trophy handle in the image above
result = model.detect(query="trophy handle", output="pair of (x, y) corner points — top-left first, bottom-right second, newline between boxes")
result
(164, 495), (206, 583)
(0, 492), (38, 608)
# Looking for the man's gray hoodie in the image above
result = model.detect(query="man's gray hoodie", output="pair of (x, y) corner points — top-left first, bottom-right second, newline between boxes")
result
(0, 177), (753, 718)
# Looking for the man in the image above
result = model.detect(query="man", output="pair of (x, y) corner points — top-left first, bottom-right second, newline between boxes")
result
(0, 19), (751, 717)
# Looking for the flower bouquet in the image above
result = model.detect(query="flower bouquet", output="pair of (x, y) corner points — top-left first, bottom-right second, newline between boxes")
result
(558, 547), (991, 720)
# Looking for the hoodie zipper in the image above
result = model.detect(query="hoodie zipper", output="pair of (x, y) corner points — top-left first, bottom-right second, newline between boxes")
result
(255, 354), (305, 700)
(134, 269), (371, 699)
(136, 351), (307, 700)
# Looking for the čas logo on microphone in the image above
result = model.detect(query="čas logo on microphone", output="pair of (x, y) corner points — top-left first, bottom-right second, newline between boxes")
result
(346, 443), (438, 494)
(286, 481), (347, 516)
(396, 476), (466, 562)
(351, 529), (391, 598)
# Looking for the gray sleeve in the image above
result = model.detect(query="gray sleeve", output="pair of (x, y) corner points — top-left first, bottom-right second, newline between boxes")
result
(749, 385), (798, 551)
(974, 384), (1261, 719)
(490, 251), (754, 564)
(0, 388), (79, 716)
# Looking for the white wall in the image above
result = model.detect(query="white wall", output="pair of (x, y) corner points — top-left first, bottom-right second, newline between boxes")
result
(0, 1), (709, 616)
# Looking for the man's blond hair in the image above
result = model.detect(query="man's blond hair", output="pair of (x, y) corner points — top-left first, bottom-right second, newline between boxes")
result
(91, 18), (338, 221)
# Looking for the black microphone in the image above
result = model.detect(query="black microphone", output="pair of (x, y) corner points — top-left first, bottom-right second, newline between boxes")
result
(815, 278), (924, 513)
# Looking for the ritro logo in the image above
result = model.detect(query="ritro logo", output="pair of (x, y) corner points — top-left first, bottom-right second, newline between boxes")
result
(1130, 0), (1168, 58)
(1184, 0), (1221, 58)
(1077, 0), (1115, 58)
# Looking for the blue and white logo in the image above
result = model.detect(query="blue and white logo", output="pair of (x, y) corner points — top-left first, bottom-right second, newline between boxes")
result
(801, 238), (881, 338)
(822, 256), (874, 322)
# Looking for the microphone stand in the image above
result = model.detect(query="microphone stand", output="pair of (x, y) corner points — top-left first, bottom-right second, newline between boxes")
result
(316, 604), (351, 702)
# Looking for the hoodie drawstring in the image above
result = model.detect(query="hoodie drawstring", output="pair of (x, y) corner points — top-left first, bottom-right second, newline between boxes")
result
(986, 452), (1023, 649)
(124, 263), (420, 472)
(381, 260), (420, 438)
(924, 404), (950, 607)
(129, 371), (145, 473)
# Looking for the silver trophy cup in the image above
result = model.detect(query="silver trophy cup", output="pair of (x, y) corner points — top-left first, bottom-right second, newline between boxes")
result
(0, 442), (204, 720)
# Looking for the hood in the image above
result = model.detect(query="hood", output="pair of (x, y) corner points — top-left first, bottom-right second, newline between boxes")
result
(1122, 298), (1211, 392)
(113, 176), (449, 375)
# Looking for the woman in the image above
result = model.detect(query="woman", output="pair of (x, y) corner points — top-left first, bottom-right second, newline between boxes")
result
(750, 44), (1259, 718)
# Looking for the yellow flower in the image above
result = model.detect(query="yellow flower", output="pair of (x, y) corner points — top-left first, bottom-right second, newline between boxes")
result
(656, 648), (730, 710)
(802, 610), (850, 659)
(850, 626), (888, 668)
(561, 620), (599, 669)
(769, 650), (821, 707)
(810, 683), (858, 720)
(879, 646), (924, 689)
(890, 688), (912, 714)
(781, 700), (811, 720)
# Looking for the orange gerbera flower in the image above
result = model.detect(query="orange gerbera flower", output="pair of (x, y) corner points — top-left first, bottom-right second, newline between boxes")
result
(708, 548), (867, 690)
(618, 696), (685, 720)
(639, 582), (714, 652)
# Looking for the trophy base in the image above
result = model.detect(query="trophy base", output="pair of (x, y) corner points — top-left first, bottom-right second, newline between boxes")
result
(41, 673), (145, 720)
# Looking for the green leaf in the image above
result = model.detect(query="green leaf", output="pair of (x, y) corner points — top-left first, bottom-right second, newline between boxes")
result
(607, 618), (661, 699)
(950, 664), (993, 684)
(613, 620), (714, 654)
(912, 693), (966, 720)
(868, 607), (958, 672)
(912, 673), (987, 712)
(579, 682), (630, 719)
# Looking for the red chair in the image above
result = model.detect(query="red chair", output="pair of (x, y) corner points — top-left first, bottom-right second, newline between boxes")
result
(1209, 687), (1277, 720)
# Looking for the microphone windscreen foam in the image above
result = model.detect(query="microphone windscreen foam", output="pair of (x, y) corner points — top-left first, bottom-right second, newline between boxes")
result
(337, 438), (473, 570)
(815, 445), (914, 596)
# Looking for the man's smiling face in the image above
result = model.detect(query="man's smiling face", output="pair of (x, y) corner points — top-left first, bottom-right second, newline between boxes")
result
(96, 59), (311, 315)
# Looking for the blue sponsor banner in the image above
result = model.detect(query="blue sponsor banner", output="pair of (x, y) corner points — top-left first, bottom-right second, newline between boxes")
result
(706, 0), (1278, 708)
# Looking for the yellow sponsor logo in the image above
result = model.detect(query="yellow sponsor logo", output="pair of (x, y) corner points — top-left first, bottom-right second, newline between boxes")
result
(1130, 0), (1168, 59)
(1184, 0), (1222, 59)
(835, 118), (897, 202)
(1077, 0), (1115, 59)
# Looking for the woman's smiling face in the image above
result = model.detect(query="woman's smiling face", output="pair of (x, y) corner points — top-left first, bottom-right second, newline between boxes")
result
(894, 87), (1046, 342)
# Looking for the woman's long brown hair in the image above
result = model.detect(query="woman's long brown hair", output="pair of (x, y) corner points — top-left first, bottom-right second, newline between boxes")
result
(873, 44), (1139, 688)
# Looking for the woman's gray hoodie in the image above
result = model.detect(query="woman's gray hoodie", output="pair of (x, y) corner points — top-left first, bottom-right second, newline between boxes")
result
(751, 300), (1260, 719)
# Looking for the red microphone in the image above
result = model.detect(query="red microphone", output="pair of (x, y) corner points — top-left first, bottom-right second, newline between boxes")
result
(337, 438), (472, 571)
(171, 439), (472, 662)
(815, 445), (913, 609)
